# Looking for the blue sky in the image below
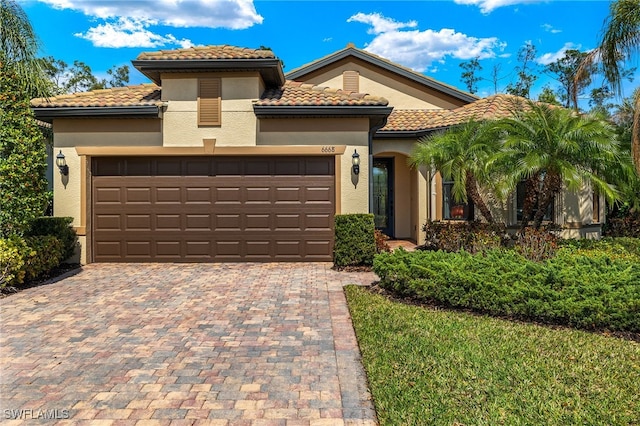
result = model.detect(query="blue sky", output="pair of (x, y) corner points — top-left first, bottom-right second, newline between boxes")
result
(20, 0), (637, 104)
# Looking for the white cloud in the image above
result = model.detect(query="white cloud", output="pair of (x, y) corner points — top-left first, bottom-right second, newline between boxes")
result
(75, 18), (194, 48)
(348, 13), (506, 72)
(453, 0), (542, 14)
(38, 0), (263, 48)
(541, 23), (562, 34)
(347, 13), (417, 35)
(537, 42), (581, 65)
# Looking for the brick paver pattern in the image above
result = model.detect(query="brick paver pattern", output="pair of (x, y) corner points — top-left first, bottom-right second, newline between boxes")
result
(0, 263), (378, 425)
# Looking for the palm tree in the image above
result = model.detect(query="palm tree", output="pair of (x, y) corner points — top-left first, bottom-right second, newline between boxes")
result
(410, 120), (499, 223)
(577, 0), (640, 173)
(495, 101), (624, 229)
(0, 0), (49, 97)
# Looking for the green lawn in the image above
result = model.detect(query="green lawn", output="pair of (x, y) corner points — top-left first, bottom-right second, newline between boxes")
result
(345, 285), (640, 426)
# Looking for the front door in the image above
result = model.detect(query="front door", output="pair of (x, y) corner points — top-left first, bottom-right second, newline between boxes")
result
(373, 158), (394, 237)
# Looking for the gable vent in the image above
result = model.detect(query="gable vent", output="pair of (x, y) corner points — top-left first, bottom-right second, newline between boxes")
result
(343, 70), (359, 92)
(198, 78), (221, 126)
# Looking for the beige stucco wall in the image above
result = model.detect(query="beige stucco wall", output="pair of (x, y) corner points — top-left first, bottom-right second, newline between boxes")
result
(161, 73), (260, 147)
(53, 118), (162, 147)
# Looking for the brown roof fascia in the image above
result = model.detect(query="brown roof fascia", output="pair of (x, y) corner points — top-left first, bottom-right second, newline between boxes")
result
(286, 45), (478, 104)
(32, 105), (161, 123)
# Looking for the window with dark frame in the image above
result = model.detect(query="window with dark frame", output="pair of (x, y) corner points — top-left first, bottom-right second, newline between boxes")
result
(442, 179), (473, 220)
(516, 180), (553, 222)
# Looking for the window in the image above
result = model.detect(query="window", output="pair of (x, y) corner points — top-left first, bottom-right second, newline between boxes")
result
(198, 78), (221, 126)
(516, 180), (553, 222)
(592, 190), (600, 223)
(443, 179), (473, 220)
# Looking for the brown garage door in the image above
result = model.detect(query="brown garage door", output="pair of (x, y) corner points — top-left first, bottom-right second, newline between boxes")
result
(92, 156), (335, 262)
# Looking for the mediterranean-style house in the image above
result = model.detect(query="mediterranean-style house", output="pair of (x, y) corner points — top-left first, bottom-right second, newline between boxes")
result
(31, 44), (604, 263)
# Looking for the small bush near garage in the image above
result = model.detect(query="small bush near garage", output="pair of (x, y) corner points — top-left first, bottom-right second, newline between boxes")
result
(0, 235), (64, 289)
(373, 248), (640, 332)
(26, 216), (77, 261)
(334, 214), (376, 267)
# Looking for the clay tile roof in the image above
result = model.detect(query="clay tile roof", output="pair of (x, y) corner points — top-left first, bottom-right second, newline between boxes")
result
(30, 84), (163, 108)
(380, 94), (531, 133)
(136, 45), (275, 61)
(255, 80), (389, 107)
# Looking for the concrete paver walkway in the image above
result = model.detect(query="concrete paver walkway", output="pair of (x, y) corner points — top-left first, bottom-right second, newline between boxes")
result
(0, 263), (378, 425)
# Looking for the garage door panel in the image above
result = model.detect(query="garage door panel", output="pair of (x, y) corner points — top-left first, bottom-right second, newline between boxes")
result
(93, 156), (334, 262)
(126, 214), (152, 230)
(95, 187), (122, 203)
(156, 187), (182, 203)
(156, 214), (181, 230)
(185, 187), (212, 203)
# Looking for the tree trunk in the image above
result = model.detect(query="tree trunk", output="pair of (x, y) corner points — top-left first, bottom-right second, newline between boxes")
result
(520, 173), (540, 231)
(533, 171), (562, 229)
(466, 171), (494, 223)
(632, 91), (640, 175)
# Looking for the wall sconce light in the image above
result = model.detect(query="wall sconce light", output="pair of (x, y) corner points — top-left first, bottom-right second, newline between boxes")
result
(352, 149), (360, 175)
(56, 150), (69, 176)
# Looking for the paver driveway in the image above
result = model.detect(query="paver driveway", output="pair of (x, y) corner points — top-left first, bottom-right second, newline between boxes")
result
(0, 263), (378, 425)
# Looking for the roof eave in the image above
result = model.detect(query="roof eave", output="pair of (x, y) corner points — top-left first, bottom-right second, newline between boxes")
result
(132, 58), (285, 86)
(375, 126), (449, 139)
(32, 105), (161, 122)
(253, 105), (393, 119)
(286, 48), (478, 104)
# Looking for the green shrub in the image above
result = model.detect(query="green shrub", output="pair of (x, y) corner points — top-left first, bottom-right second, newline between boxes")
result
(27, 216), (77, 260)
(421, 221), (507, 253)
(22, 235), (64, 281)
(373, 249), (640, 332)
(334, 214), (376, 267)
(0, 235), (64, 288)
(0, 238), (25, 289)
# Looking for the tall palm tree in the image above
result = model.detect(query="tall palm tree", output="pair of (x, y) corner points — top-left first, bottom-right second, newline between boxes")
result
(577, 0), (640, 173)
(495, 101), (624, 229)
(0, 0), (49, 97)
(410, 120), (499, 223)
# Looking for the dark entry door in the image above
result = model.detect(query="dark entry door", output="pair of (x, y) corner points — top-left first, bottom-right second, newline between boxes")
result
(373, 158), (394, 237)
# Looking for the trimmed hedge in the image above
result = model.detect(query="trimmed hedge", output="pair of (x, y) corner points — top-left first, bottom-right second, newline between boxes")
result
(26, 216), (77, 261)
(373, 248), (640, 332)
(421, 220), (508, 253)
(334, 214), (376, 267)
(0, 235), (64, 289)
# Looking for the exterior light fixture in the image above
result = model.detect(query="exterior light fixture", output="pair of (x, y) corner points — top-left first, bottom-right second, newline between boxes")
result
(56, 150), (69, 176)
(352, 149), (360, 175)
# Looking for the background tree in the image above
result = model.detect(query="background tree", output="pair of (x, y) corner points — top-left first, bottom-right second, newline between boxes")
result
(459, 57), (482, 94)
(505, 42), (538, 98)
(0, 0), (49, 97)
(577, 0), (640, 173)
(545, 49), (595, 109)
(40, 56), (130, 94)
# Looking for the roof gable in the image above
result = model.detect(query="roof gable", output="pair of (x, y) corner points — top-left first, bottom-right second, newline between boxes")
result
(286, 44), (478, 105)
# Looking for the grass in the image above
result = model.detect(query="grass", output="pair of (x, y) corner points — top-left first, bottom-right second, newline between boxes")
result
(345, 285), (640, 426)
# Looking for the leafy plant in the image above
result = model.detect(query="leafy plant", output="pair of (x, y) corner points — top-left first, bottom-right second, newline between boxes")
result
(334, 214), (376, 267)
(27, 216), (77, 260)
